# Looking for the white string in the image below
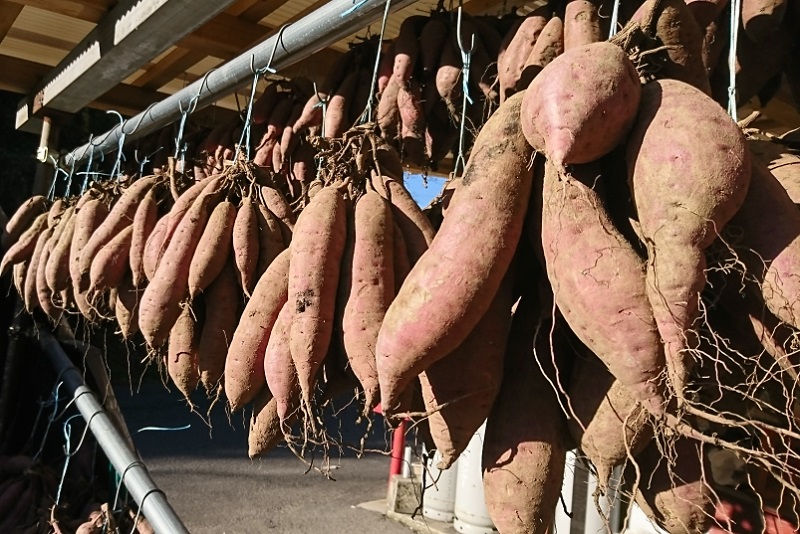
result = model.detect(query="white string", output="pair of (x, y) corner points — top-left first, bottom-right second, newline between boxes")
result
(608, 0), (621, 38)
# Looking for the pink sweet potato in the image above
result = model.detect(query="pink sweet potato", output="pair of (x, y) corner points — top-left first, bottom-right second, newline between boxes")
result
(187, 200), (235, 298)
(138, 184), (223, 348)
(167, 305), (201, 399)
(728, 159), (800, 332)
(233, 200), (260, 296)
(521, 41), (641, 166)
(89, 225), (133, 293)
(340, 191), (394, 412)
(288, 187), (347, 407)
(198, 259), (239, 393)
(255, 205), (286, 279)
(225, 248), (290, 411)
(538, 158), (666, 415)
(79, 176), (157, 278)
(564, 0), (603, 50)
(376, 93), (533, 411)
(142, 215), (168, 282)
(498, 9), (549, 101)
(129, 188), (158, 288)
(2, 195), (47, 249)
(45, 209), (76, 292)
(631, 0), (711, 94)
(629, 438), (715, 533)
(517, 15), (564, 90)
(421, 268), (514, 467)
(0, 213), (47, 277)
(264, 302), (300, 423)
(626, 79), (750, 398)
(483, 293), (568, 534)
(248, 389), (284, 458)
(742, 0), (787, 42)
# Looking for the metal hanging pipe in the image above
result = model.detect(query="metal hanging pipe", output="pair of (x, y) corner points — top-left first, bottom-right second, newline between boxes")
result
(64, 0), (417, 167)
(38, 330), (189, 534)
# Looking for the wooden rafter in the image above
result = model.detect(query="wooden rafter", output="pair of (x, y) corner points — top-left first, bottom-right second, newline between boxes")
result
(4, 0), (109, 24)
(131, 49), (207, 90)
(0, 1), (24, 42)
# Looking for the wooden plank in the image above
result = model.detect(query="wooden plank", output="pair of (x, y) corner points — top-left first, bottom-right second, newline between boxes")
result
(4, 0), (108, 23)
(180, 12), (269, 59)
(226, 0), (262, 16)
(240, 0), (289, 22)
(6, 27), (75, 52)
(132, 48), (207, 90)
(0, 53), (48, 93)
(0, 1), (24, 42)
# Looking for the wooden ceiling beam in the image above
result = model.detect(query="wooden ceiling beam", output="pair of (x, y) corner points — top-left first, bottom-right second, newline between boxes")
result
(0, 1), (24, 41)
(131, 48), (208, 90)
(179, 12), (269, 59)
(4, 0), (109, 23)
(16, 0), (239, 129)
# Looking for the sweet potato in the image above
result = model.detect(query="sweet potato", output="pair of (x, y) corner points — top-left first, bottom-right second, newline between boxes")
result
(567, 350), (652, 487)
(70, 200), (109, 319)
(261, 186), (295, 244)
(157, 177), (216, 265)
(483, 293), (568, 534)
(233, 200), (260, 296)
(340, 191), (394, 412)
(129, 188), (158, 288)
(115, 278), (140, 340)
(742, 0), (787, 42)
(419, 17), (450, 75)
(45, 208), (76, 292)
(628, 438), (714, 533)
(421, 268), (514, 467)
(142, 215), (168, 282)
(517, 15), (564, 90)
(79, 176), (157, 277)
(255, 205), (286, 278)
(435, 37), (463, 112)
(392, 222), (409, 294)
(167, 305), (201, 399)
(277, 103), (304, 172)
(13, 262), (27, 296)
(378, 75), (402, 139)
(564, 0), (603, 50)
(397, 80), (426, 165)
(377, 45), (394, 93)
(225, 248), (290, 411)
(392, 15), (426, 84)
(36, 229), (62, 320)
(0, 213), (47, 277)
(377, 93), (533, 411)
(46, 198), (66, 228)
(372, 174), (435, 263)
(187, 200), (235, 298)
(626, 79), (750, 398)
(25, 228), (51, 313)
(248, 389), (283, 458)
(325, 70), (358, 139)
(198, 260), (239, 393)
(264, 302), (300, 422)
(520, 41), (641, 166)
(748, 140), (800, 204)
(139, 185), (223, 348)
(727, 159), (800, 333)
(631, 0), (711, 94)
(252, 82), (280, 125)
(288, 187), (347, 407)
(89, 225), (133, 293)
(538, 158), (666, 416)
(2, 195), (47, 249)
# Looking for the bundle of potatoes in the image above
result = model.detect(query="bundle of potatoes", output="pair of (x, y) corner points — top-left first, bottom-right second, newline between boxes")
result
(371, 10), (510, 168)
(362, 0), (800, 531)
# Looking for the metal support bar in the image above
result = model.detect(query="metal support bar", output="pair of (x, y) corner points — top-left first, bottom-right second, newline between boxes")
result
(64, 0), (417, 167)
(38, 331), (189, 534)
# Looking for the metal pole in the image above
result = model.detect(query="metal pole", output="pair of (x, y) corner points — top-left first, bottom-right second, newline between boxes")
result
(64, 0), (417, 167)
(38, 331), (189, 534)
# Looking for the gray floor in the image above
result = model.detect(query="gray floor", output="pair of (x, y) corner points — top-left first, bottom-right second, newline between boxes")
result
(115, 382), (413, 534)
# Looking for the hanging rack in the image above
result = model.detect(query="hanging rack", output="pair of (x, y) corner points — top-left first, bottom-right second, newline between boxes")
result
(64, 0), (418, 167)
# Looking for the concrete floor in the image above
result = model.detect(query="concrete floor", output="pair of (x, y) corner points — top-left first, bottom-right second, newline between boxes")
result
(115, 382), (413, 534)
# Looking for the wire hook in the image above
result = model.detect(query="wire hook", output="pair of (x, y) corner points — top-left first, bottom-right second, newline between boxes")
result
(359, 0), (392, 125)
(175, 69), (215, 164)
(265, 23), (292, 75)
(106, 110), (127, 182)
(453, 5), (475, 177)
